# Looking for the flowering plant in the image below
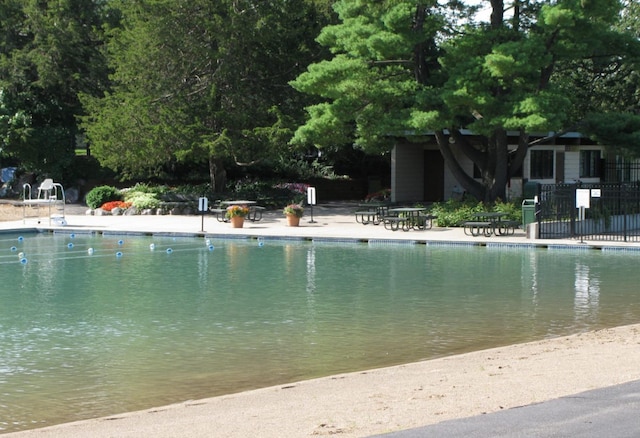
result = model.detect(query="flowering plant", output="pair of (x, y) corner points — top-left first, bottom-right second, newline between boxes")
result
(283, 203), (304, 218)
(274, 182), (310, 195)
(225, 205), (250, 218)
(364, 188), (391, 202)
(100, 200), (132, 212)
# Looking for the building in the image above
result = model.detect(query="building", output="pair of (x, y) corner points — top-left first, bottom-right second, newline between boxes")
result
(389, 131), (630, 203)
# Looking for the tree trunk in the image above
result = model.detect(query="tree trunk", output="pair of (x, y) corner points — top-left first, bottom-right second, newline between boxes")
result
(208, 156), (227, 193)
(434, 129), (513, 203)
(486, 130), (509, 202)
(434, 130), (485, 200)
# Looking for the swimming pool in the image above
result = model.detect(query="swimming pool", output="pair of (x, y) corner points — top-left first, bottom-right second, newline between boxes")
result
(2, 232), (640, 432)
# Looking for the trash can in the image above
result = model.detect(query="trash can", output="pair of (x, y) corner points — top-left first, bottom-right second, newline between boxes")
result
(522, 199), (537, 230)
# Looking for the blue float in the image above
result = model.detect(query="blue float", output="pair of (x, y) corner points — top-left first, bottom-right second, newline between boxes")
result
(10, 246), (17, 252)
(67, 243), (74, 249)
(116, 251), (123, 258)
(118, 240), (124, 245)
(208, 245), (215, 251)
(166, 248), (173, 254)
(20, 257), (27, 264)
(17, 236), (24, 242)
(70, 233), (75, 239)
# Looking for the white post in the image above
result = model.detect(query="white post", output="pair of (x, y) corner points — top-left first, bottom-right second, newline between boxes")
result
(198, 197), (208, 232)
(307, 187), (316, 223)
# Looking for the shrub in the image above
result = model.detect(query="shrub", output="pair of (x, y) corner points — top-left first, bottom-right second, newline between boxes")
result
(429, 198), (522, 227)
(86, 185), (122, 209)
(124, 191), (161, 210)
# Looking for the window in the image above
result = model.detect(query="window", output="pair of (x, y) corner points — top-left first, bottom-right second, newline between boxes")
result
(580, 150), (601, 178)
(530, 150), (554, 179)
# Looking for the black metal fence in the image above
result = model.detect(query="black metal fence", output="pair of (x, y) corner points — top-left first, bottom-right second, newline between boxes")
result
(534, 182), (640, 242)
(604, 161), (640, 183)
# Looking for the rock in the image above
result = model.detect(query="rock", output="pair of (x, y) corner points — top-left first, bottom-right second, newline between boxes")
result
(65, 187), (79, 204)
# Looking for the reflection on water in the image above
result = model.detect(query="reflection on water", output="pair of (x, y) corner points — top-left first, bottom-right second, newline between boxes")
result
(574, 263), (600, 321)
(1, 235), (640, 432)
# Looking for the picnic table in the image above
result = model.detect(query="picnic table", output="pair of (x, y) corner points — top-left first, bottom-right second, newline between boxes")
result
(463, 212), (519, 237)
(383, 207), (436, 231)
(212, 200), (265, 223)
(354, 202), (390, 225)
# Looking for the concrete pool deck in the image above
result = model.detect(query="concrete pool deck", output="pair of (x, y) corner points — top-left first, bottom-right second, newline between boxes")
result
(3, 202), (640, 437)
(2, 201), (638, 251)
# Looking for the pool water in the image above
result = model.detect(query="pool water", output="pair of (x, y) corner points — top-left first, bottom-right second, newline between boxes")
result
(2, 233), (640, 432)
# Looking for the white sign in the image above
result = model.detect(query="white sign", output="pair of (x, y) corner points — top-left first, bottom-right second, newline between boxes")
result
(307, 187), (316, 205)
(576, 189), (590, 209)
(591, 188), (601, 198)
(198, 197), (208, 212)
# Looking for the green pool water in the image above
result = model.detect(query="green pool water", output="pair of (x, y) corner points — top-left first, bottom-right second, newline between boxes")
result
(1, 233), (640, 433)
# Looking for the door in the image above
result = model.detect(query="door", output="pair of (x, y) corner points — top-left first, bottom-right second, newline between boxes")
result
(424, 150), (444, 202)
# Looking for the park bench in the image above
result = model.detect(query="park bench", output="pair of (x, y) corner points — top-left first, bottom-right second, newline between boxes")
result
(462, 221), (494, 236)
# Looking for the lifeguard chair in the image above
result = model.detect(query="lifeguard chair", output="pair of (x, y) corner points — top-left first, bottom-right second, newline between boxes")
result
(22, 178), (66, 225)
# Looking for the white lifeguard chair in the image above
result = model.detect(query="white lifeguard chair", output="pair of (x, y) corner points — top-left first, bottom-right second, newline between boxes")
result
(22, 178), (66, 225)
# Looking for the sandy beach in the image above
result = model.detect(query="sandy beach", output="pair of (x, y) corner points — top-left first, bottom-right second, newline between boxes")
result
(2, 202), (640, 437)
(2, 324), (639, 437)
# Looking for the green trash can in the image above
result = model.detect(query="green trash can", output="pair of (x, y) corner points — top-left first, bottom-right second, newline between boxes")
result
(522, 199), (537, 229)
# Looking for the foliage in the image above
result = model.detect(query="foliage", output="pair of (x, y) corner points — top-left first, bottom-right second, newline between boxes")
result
(0, 0), (110, 180)
(493, 199), (523, 224)
(291, 0), (640, 202)
(220, 179), (307, 208)
(268, 157), (340, 180)
(85, 185), (122, 209)
(81, 0), (332, 192)
(225, 205), (250, 219)
(124, 192), (161, 210)
(283, 203), (304, 217)
(428, 198), (521, 227)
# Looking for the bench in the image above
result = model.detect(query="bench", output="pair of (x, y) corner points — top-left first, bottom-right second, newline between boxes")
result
(247, 206), (265, 222)
(210, 208), (228, 222)
(383, 216), (410, 231)
(462, 221), (493, 237)
(355, 210), (381, 225)
(414, 214), (437, 230)
(495, 220), (520, 235)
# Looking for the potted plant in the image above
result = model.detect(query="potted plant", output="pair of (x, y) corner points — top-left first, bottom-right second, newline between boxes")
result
(225, 205), (250, 228)
(283, 203), (304, 227)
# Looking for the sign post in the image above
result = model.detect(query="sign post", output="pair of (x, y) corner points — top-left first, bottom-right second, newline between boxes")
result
(307, 187), (316, 223)
(575, 189), (590, 243)
(198, 197), (208, 232)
